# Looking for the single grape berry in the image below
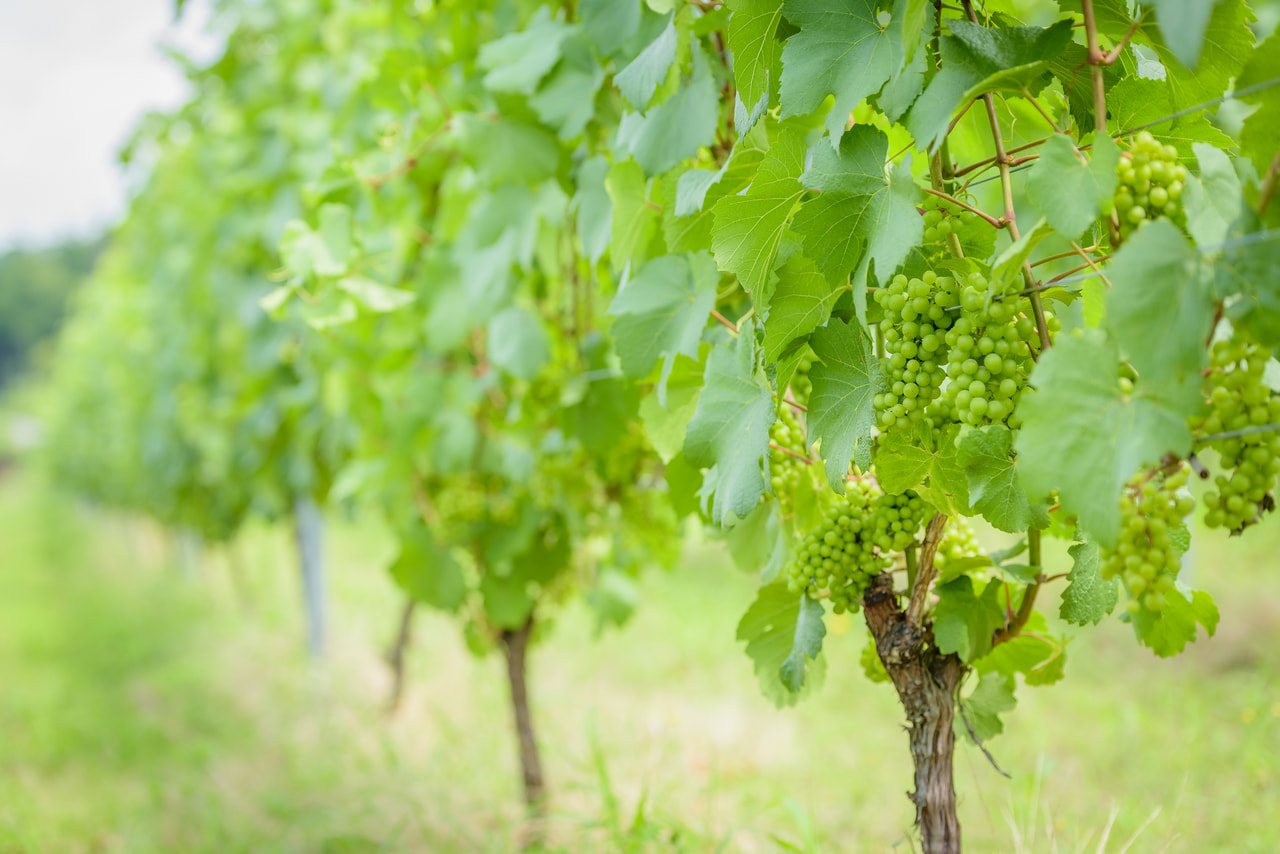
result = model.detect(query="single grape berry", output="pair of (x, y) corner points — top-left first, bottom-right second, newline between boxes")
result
(1113, 131), (1188, 241)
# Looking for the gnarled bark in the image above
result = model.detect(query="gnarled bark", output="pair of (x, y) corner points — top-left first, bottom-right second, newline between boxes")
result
(863, 573), (964, 854)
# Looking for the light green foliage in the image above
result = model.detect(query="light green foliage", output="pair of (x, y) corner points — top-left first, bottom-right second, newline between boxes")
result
(609, 251), (719, 386)
(1025, 133), (1119, 239)
(737, 581), (827, 704)
(806, 318), (881, 489)
(957, 426), (1047, 534)
(1060, 541), (1119, 626)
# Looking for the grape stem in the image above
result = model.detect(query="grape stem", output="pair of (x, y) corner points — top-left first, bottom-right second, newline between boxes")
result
(906, 513), (949, 628)
(1194, 422), (1280, 444)
(993, 529), (1042, 646)
(769, 442), (817, 465)
(920, 187), (1004, 229)
(710, 309), (739, 334)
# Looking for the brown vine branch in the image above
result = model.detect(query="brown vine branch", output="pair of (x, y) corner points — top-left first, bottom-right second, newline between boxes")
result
(1081, 0), (1108, 135)
(710, 309), (739, 333)
(993, 530), (1042, 646)
(906, 513), (949, 628)
(920, 187), (1005, 229)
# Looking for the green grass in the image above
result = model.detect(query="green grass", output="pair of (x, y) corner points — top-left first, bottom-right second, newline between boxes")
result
(0, 468), (1278, 853)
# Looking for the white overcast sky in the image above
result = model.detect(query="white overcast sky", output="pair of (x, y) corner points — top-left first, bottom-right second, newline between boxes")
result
(0, 0), (220, 251)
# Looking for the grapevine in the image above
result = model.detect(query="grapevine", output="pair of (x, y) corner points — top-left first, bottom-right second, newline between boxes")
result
(1100, 465), (1195, 614)
(1114, 131), (1189, 241)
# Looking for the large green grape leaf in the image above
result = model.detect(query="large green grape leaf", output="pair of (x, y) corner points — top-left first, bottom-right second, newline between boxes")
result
(874, 424), (969, 515)
(683, 323), (775, 525)
(1107, 78), (1232, 160)
(530, 35), (605, 140)
(580, 0), (642, 57)
(906, 20), (1073, 151)
(487, 306), (550, 381)
(615, 14), (678, 109)
(956, 672), (1016, 742)
(1104, 221), (1211, 391)
(792, 126), (922, 318)
(574, 155), (613, 265)
(725, 500), (792, 581)
(778, 0), (904, 144)
(389, 524), (466, 612)
(477, 7), (571, 95)
(1236, 31), (1280, 171)
(957, 425), (1048, 534)
(932, 575), (1005, 663)
(727, 0), (783, 132)
(711, 129), (807, 309)
(627, 51), (719, 175)
(1059, 540), (1118, 626)
(1216, 218), (1280, 350)
(976, 614), (1067, 687)
(1024, 133), (1119, 240)
(1137, 0), (1224, 69)
(806, 318), (881, 490)
(1014, 330), (1195, 548)
(452, 114), (560, 184)
(609, 251), (719, 395)
(737, 581), (828, 705)
(762, 253), (844, 362)
(1131, 586), (1219, 657)
(1184, 143), (1244, 248)
(606, 159), (661, 274)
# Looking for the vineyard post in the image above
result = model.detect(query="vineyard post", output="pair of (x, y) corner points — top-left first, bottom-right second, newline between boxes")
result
(292, 495), (327, 658)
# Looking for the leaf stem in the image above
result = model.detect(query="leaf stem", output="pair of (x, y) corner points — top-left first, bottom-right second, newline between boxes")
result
(710, 309), (739, 334)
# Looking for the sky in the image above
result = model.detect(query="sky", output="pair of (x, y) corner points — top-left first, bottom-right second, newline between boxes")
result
(0, 0), (220, 251)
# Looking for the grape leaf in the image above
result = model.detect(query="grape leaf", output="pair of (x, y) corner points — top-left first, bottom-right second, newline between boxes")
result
(487, 306), (550, 381)
(957, 425), (1048, 534)
(1105, 221), (1211, 390)
(606, 159), (661, 274)
(762, 254), (844, 362)
(580, 0), (642, 57)
(737, 581), (828, 705)
(725, 500), (792, 581)
(627, 51), (719, 175)
(932, 575), (1004, 663)
(778, 0), (905, 144)
(530, 35), (605, 140)
(976, 613), (1067, 687)
(1236, 30), (1280, 171)
(1131, 586), (1218, 657)
(683, 323), (775, 525)
(1024, 133), (1119, 240)
(1138, 0), (1224, 69)
(1059, 540), (1118, 626)
(711, 129), (807, 308)
(478, 7), (571, 95)
(1015, 330), (1195, 548)
(1184, 143), (1244, 248)
(1216, 219), (1280, 349)
(906, 20), (1073, 151)
(574, 155), (613, 265)
(727, 0), (783, 133)
(615, 14), (678, 109)
(792, 126), (923, 318)
(874, 424), (969, 515)
(1108, 78), (1233, 160)
(957, 672), (1015, 742)
(609, 251), (719, 397)
(336, 276), (415, 312)
(389, 524), (466, 611)
(807, 318), (881, 490)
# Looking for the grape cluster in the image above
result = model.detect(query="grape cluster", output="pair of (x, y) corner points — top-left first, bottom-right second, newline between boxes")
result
(1194, 338), (1280, 532)
(769, 405), (812, 515)
(938, 270), (1052, 427)
(872, 271), (961, 430)
(1100, 465), (1194, 613)
(1114, 131), (1188, 241)
(784, 482), (929, 615)
(789, 350), (815, 406)
(921, 196), (978, 247)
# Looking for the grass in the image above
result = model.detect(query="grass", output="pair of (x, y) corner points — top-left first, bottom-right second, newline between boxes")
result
(0, 467), (1278, 853)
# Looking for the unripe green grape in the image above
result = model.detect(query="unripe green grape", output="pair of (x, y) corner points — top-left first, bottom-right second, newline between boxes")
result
(768, 405), (813, 517)
(873, 272), (961, 431)
(1190, 334), (1280, 533)
(1114, 131), (1188, 241)
(1099, 464), (1192, 613)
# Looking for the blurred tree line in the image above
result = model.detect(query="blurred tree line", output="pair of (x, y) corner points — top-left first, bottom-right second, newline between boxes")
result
(0, 237), (104, 388)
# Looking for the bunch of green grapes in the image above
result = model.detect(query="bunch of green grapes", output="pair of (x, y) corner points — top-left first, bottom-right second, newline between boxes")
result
(784, 482), (929, 615)
(921, 196), (978, 246)
(1194, 338), (1280, 532)
(872, 271), (961, 430)
(435, 476), (488, 529)
(933, 516), (983, 577)
(1114, 131), (1188, 240)
(939, 270), (1054, 427)
(768, 405), (812, 515)
(1100, 465), (1194, 613)
(789, 350), (815, 406)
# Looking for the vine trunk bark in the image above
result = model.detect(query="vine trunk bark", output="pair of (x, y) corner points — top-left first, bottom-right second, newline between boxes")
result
(385, 597), (417, 712)
(862, 573), (963, 854)
(501, 616), (546, 847)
